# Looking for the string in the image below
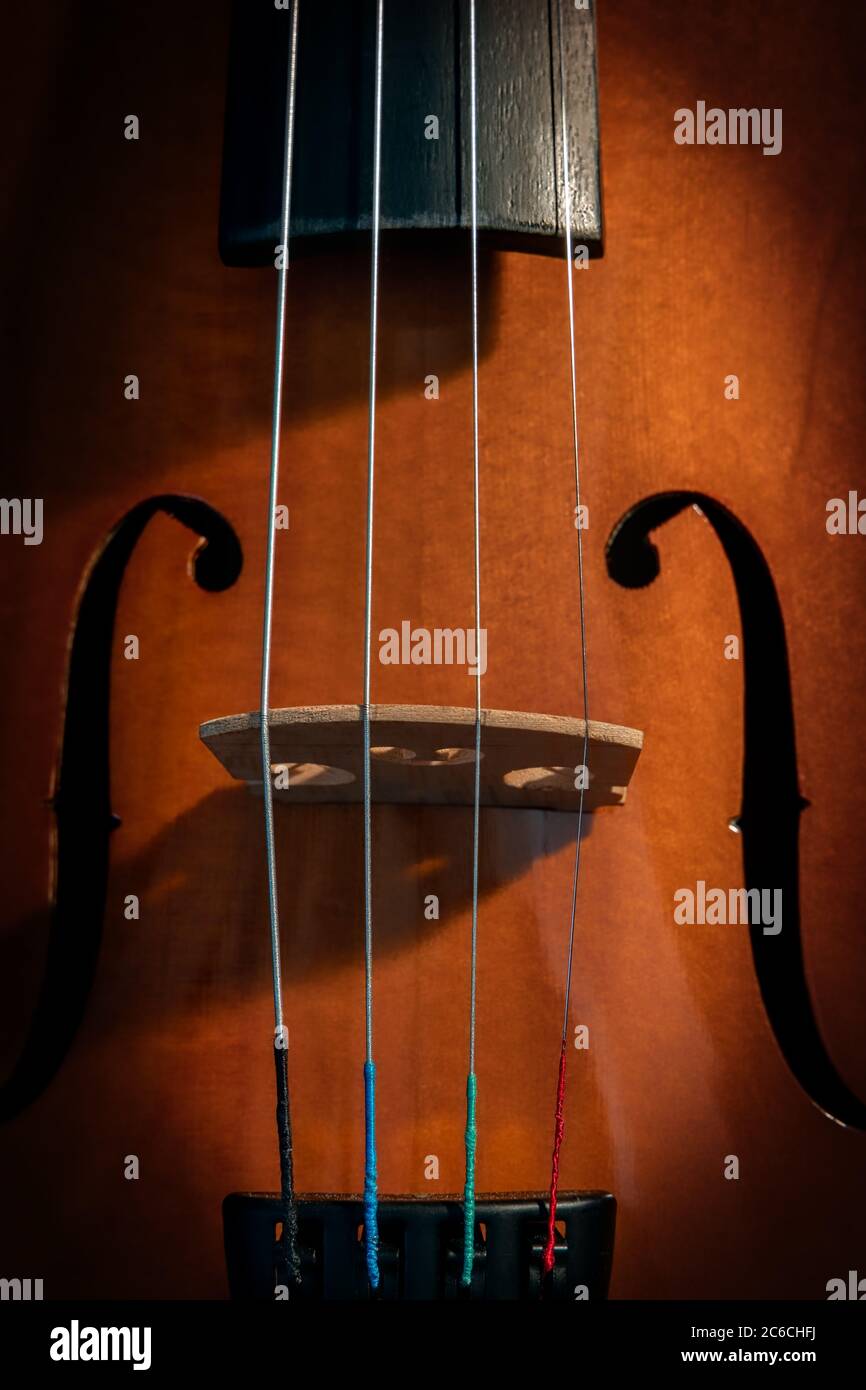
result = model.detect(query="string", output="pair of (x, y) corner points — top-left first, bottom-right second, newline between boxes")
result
(259, 0), (301, 1288)
(542, 0), (592, 1280)
(461, 0), (482, 1291)
(361, 0), (386, 1293)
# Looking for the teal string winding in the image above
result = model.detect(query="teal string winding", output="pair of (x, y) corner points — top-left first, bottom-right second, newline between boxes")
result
(461, 1071), (478, 1287)
(364, 1060), (380, 1289)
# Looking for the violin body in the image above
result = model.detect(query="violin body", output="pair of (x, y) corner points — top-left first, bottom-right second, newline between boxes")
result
(2, 0), (865, 1300)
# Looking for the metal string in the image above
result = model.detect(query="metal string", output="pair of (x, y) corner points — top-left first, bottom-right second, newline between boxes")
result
(259, 0), (301, 1287)
(461, 0), (482, 1291)
(361, 0), (386, 1292)
(542, 0), (592, 1279)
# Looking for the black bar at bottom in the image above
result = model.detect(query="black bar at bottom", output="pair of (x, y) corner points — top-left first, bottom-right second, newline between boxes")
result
(223, 1190), (616, 1301)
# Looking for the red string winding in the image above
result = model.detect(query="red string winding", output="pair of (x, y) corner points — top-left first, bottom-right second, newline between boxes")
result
(542, 1039), (568, 1276)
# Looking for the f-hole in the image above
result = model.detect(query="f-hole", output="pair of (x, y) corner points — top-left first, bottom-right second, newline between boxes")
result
(606, 490), (866, 1130)
(0, 495), (243, 1122)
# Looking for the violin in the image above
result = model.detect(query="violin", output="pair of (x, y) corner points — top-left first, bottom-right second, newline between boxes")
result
(2, 0), (865, 1303)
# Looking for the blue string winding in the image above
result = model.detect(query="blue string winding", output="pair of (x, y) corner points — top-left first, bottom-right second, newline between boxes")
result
(364, 1060), (380, 1289)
